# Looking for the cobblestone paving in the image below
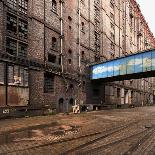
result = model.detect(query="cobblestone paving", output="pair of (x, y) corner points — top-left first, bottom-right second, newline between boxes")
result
(1, 107), (155, 155)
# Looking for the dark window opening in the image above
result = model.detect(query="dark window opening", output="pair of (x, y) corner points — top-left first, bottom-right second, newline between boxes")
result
(81, 51), (85, 59)
(48, 53), (56, 63)
(83, 81), (86, 86)
(7, 0), (17, 10)
(68, 49), (72, 54)
(68, 59), (72, 65)
(6, 38), (17, 56)
(0, 63), (5, 85)
(52, 37), (57, 49)
(117, 88), (121, 97)
(44, 73), (54, 93)
(69, 98), (74, 105)
(7, 14), (17, 34)
(69, 84), (74, 89)
(18, 42), (27, 57)
(58, 56), (61, 65)
(19, 20), (28, 39)
(81, 22), (85, 32)
(68, 16), (72, 21)
(93, 89), (100, 96)
(52, 0), (57, 13)
(19, 0), (28, 15)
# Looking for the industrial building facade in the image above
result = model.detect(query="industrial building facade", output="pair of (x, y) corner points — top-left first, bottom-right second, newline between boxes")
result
(0, 0), (155, 117)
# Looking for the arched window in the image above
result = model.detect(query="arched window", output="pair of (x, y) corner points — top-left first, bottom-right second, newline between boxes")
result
(69, 98), (74, 105)
(52, 0), (57, 13)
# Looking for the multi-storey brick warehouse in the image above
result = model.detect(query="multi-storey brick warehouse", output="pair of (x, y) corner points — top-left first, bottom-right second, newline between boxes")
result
(0, 0), (155, 117)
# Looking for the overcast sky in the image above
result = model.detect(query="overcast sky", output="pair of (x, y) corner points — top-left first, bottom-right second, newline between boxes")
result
(136, 0), (155, 36)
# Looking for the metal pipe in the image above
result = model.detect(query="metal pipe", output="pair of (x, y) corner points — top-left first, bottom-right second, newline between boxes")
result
(78, 0), (81, 72)
(60, 0), (64, 73)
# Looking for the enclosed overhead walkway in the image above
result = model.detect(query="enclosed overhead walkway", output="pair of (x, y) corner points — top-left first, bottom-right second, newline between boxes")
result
(91, 49), (155, 82)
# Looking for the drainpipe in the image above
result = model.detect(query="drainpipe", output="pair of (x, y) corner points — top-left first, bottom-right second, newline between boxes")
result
(60, 0), (64, 73)
(78, 0), (81, 72)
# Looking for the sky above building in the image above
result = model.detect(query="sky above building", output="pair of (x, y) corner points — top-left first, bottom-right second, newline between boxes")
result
(136, 0), (155, 37)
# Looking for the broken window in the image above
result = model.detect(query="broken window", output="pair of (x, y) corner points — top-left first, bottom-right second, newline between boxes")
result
(48, 53), (56, 63)
(8, 65), (28, 86)
(7, 0), (17, 10)
(44, 72), (54, 93)
(6, 38), (17, 56)
(18, 42), (28, 57)
(19, 0), (28, 15)
(7, 13), (17, 34)
(19, 20), (28, 39)
(0, 63), (5, 85)
(52, 0), (57, 13)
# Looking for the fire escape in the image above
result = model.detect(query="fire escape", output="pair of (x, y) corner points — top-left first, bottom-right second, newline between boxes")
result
(94, 0), (101, 62)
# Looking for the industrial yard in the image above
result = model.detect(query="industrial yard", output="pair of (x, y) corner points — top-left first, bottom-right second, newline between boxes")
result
(1, 106), (155, 155)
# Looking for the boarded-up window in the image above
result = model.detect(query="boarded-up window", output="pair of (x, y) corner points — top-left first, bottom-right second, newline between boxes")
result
(8, 65), (28, 86)
(0, 63), (4, 84)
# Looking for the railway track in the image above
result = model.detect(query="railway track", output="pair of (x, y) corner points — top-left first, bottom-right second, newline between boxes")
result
(0, 120), (141, 155)
(62, 123), (155, 155)
(1, 118), (155, 155)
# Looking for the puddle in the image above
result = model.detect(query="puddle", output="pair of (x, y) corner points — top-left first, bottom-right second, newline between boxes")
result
(0, 124), (80, 145)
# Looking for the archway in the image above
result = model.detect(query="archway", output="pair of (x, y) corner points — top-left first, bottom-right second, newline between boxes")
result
(58, 98), (64, 113)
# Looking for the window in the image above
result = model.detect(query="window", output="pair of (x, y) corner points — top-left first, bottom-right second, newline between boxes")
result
(6, 38), (28, 57)
(68, 16), (72, 22)
(111, 22), (114, 30)
(110, 12), (114, 20)
(68, 59), (72, 65)
(8, 65), (28, 86)
(18, 42), (27, 57)
(52, 37), (57, 49)
(110, 32), (115, 40)
(81, 51), (85, 59)
(68, 49), (72, 54)
(19, 0), (28, 15)
(7, 0), (17, 10)
(52, 0), (57, 13)
(58, 56), (61, 65)
(48, 53), (56, 63)
(111, 41), (115, 50)
(7, 13), (17, 34)
(19, 20), (28, 39)
(69, 84), (74, 89)
(0, 63), (5, 85)
(117, 88), (120, 97)
(93, 89), (100, 96)
(110, 0), (114, 8)
(81, 22), (85, 32)
(6, 38), (17, 56)
(44, 73), (54, 93)
(81, 0), (85, 5)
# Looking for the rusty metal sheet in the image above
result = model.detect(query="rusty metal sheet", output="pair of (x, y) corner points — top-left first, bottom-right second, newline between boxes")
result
(0, 86), (6, 107)
(7, 86), (29, 106)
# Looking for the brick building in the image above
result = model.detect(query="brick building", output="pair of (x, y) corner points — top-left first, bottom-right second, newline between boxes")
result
(0, 0), (155, 117)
